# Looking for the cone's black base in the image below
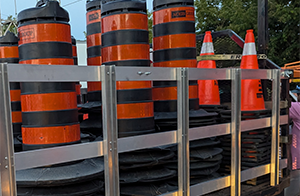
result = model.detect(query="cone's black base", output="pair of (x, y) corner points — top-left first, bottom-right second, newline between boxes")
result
(220, 128), (272, 174)
(220, 109), (272, 122)
(119, 167), (176, 184)
(120, 183), (176, 196)
(155, 109), (218, 131)
(119, 148), (175, 170)
(78, 102), (102, 114)
(17, 180), (103, 196)
(17, 158), (104, 187)
(199, 105), (228, 113)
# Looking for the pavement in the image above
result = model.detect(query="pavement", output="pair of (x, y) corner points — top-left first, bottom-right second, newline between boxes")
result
(285, 170), (300, 196)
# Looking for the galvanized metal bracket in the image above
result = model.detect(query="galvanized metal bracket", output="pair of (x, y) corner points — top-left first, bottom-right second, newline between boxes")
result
(280, 69), (293, 79)
(280, 135), (291, 144)
(101, 65), (120, 196)
(177, 68), (190, 196)
(0, 63), (17, 196)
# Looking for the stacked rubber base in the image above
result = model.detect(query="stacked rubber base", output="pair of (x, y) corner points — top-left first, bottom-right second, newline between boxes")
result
(220, 128), (272, 171)
(155, 109), (218, 132)
(16, 157), (104, 196)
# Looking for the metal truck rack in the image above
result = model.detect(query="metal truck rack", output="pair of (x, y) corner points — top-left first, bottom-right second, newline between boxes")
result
(0, 63), (290, 196)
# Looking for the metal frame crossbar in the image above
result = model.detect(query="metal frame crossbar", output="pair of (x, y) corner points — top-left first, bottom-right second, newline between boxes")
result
(0, 63), (288, 196)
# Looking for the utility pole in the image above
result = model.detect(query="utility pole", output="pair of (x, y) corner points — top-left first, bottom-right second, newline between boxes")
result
(258, 0), (268, 69)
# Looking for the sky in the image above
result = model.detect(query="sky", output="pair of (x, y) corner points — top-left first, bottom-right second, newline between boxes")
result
(0, 0), (153, 40)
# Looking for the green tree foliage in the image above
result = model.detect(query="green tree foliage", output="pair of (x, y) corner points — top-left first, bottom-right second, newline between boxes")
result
(148, 10), (153, 44)
(195, 0), (300, 66)
(1, 15), (17, 35)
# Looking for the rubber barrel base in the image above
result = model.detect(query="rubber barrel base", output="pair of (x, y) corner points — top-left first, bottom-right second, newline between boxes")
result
(17, 180), (104, 196)
(16, 158), (104, 187)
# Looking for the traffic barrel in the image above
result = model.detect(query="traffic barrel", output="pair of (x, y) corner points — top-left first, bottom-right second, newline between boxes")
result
(102, 0), (155, 137)
(18, 0), (80, 150)
(72, 36), (82, 105)
(72, 36), (78, 65)
(86, 0), (102, 103)
(0, 32), (22, 151)
(197, 31), (220, 106)
(241, 30), (266, 111)
(153, 0), (199, 114)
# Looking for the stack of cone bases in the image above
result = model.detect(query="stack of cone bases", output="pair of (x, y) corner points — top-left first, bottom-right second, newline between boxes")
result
(220, 29), (271, 122)
(197, 31), (228, 116)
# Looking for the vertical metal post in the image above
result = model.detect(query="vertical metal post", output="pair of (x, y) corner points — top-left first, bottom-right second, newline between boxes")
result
(0, 63), (17, 196)
(230, 68), (241, 196)
(177, 68), (190, 196)
(270, 69), (280, 186)
(101, 65), (120, 196)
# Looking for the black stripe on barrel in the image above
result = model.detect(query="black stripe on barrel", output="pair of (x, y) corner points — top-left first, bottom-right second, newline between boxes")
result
(18, 1), (80, 150)
(153, 0), (198, 112)
(101, 0), (154, 137)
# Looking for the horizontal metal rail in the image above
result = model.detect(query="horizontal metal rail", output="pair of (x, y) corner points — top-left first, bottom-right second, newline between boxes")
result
(6, 64), (286, 82)
(161, 159), (288, 196)
(15, 115), (288, 171)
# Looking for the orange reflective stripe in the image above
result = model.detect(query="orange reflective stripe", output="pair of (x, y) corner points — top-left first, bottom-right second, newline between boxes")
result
(72, 46), (77, 57)
(102, 13), (148, 33)
(83, 114), (89, 120)
(10, 90), (21, 102)
(20, 58), (74, 65)
(154, 6), (194, 24)
(88, 56), (102, 65)
(117, 81), (151, 90)
(86, 10), (101, 25)
(102, 44), (149, 63)
(153, 34), (196, 50)
(87, 33), (102, 48)
(18, 23), (71, 45)
(117, 102), (154, 119)
(154, 59), (197, 68)
(21, 92), (77, 112)
(0, 46), (19, 58)
(12, 111), (22, 123)
(88, 82), (102, 92)
(22, 124), (80, 145)
(153, 85), (198, 101)
(76, 84), (81, 95)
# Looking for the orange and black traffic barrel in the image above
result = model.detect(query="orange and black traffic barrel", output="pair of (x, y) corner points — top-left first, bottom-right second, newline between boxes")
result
(153, 0), (217, 131)
(0, 32), (22, 150)
(15, 2), (104, 194)
(72, 36), (78, 65)
(102, 0), (155, 137)
(18, 0), (80, 150)
(153, 0), (198, 112)
(72, 36), (82, 105)
(86, 0), (102, 103)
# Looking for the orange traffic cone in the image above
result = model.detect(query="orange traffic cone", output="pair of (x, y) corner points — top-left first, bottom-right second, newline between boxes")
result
(241, 29), (265, 111)
(197, 31), (220, 105)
